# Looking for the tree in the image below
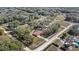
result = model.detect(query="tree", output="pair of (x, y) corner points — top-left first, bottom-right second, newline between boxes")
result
(43, 23), (60, 38)
(0, 40), (23, 51)
(61, 33), (67, 39)
(14, 26), (33, 46)
(0, 35), (23, 51)
(68, 25), (79, 35)
(8, 20), (20, 30)
(65, 13), (79, 23)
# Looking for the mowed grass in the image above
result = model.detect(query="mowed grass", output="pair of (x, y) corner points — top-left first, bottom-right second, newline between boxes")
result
(60, 21), (70, 27)
(28, 37), (45, 50)
(45, 44), (58, 51)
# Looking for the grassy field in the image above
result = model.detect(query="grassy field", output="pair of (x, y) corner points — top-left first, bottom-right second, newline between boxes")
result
(45, 44), (58, 51)
(28, 37), (45, 50)
(60, 21), (70, 27)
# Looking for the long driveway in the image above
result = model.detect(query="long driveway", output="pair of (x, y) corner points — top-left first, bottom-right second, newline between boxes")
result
(33, 24), (73, 51)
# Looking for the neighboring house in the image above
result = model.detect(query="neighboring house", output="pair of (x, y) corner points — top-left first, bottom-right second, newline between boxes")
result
(32, 30), (44, 37)
(64, 35), (79, 48)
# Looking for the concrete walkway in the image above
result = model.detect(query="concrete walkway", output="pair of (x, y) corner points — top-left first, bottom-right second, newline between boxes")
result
(37, 35), (49, 41)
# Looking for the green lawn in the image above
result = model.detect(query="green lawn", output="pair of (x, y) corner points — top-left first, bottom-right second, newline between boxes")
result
(28, 37), (45, 50)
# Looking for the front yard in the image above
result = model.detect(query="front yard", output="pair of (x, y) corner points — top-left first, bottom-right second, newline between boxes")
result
(28, 37), (45, 50)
